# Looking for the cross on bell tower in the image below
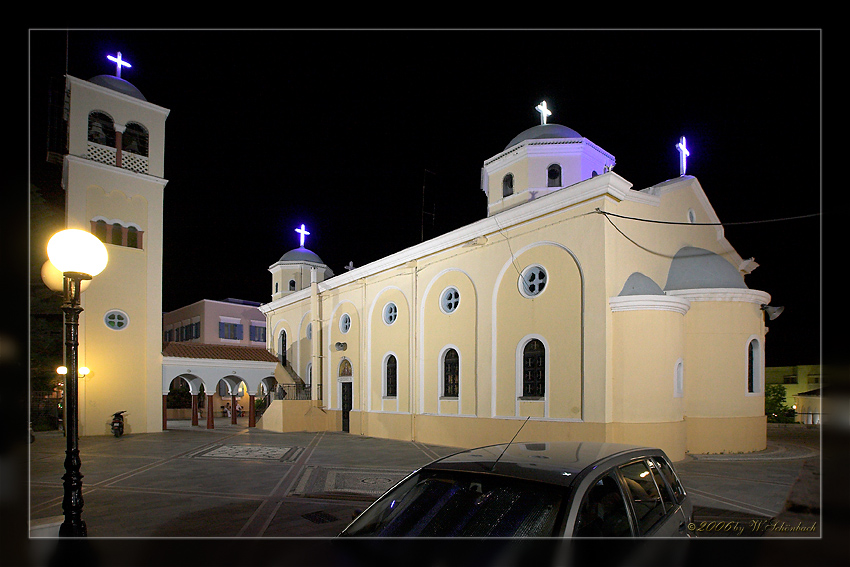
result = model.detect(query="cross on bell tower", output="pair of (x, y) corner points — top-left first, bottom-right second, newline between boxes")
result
(107, 52), (132, 79)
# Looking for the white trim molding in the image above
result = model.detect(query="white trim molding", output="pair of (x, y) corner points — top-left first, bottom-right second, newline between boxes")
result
(609, 295), (691, 315)
(666, 288), (771, 305)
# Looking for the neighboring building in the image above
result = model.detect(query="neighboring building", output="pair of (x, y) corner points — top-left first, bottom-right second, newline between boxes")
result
(162, 298), (269, 347)
(766, 364), (821, 423)
(259, 113), (776, 461)
(161, 298), (279, 428)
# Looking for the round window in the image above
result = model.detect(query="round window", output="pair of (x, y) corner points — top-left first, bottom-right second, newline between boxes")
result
(104, 309), (129, 330)
(519, 265), (548, 297)
(340, 313), (351, 333)
(306, 322), (312, 340)
(687, 209), (696, 224)
(440, 287), (460, 313)
(383, 302), (398, 325)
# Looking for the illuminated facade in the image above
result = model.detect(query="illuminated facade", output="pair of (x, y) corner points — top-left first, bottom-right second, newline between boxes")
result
(58, 70), (169, 436)
(259, 110), (771, 460)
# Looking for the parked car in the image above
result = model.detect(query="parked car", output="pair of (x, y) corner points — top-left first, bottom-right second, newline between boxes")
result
(339, 441), (692, 537)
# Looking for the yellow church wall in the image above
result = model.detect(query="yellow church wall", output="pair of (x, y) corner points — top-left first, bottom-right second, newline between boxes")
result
(685, 415), (766, 454)
(368, 285), (411, 414)
(602, 178), (746, 300)
(611, 309), (685, 423)
(492, 241), (582, 420)
(419, 269), (477, 417)
(681, 300), (767, 453)
(326, 299), (360, 412)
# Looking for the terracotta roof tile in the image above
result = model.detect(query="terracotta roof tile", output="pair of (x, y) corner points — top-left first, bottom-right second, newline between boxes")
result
(162, 342), (278, 363)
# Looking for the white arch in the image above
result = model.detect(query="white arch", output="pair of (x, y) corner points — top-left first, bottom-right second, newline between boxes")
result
(490, 241), (585, 419)
(418, 268), (478, 414)
(366, 286), (409, 413)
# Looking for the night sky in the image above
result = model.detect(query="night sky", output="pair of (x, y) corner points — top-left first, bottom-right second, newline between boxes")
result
(28, 29), (822, 367)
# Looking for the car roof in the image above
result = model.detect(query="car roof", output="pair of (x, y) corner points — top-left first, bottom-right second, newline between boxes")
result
(423, 441), (659, 487)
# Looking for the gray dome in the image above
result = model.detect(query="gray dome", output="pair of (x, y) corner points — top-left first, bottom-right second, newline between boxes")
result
(505, 123), (582, 150)
(279, 247), (325, 264)
(618, 272), (665, 296)
(664, 247), (747, 291)
(88, 75), (147, 101)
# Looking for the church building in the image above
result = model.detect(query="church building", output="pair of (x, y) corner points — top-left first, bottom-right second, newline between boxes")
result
(50, 56), (771, 462)
(258, 103), (773, 461)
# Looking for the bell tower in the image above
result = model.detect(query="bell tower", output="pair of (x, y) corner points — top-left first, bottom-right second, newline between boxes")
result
(480, 101), (616, 217)
(59, 52), (170, 435)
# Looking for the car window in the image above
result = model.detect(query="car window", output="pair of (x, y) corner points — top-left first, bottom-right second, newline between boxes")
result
(618, 460), (667, 534)
(652, 456), (686, 505)
(573, 472), (633, 537)
(341, 471), (565, 537)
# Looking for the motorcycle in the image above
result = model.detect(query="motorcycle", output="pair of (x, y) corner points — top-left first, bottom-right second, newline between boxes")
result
(111, 411), (127, 437)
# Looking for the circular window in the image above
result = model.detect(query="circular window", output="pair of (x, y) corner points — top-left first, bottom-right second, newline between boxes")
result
(306, 322), (312, 340)
(440, 287), (460, 314)
(104, 309), (129, 330)
(687, 209), (696, 224)
(340, 313), (351, 333)
(383, 302), (398, 325)
(519, 265), (548, 297)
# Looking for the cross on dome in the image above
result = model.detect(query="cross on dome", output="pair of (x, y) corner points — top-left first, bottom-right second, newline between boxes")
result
(295, 224), (310, 247)
(676, 136), (690, 176)
(107, 52), (132, 78)
(536, 101), (552, 125)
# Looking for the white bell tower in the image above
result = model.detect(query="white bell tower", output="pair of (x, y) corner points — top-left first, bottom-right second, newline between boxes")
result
(59, 53), (170, 435)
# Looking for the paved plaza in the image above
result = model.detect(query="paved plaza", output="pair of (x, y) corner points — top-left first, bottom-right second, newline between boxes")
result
(21, 421), (832, 566)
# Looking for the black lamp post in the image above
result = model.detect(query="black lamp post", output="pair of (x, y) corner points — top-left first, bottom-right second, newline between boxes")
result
(45, 229), (108, 537)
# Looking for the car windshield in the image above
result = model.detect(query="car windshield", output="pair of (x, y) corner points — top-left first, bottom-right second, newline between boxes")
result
(340, 470), (566, 537)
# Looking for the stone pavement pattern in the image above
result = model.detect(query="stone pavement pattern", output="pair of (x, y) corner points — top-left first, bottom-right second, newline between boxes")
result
(23, 421), (836, 566)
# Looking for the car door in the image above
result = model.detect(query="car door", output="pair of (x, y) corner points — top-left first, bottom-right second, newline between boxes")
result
(616, 457), (686, 536)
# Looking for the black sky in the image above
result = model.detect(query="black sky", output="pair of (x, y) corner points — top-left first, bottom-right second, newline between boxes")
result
(28, 29), (822, 367)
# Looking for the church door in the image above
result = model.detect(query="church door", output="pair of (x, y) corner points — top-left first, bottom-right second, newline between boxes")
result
(341, 382), (352, 433)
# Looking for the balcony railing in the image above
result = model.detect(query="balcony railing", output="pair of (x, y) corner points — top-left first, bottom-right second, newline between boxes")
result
(274, 383), (321, 401)
(87, 141), (149, 174)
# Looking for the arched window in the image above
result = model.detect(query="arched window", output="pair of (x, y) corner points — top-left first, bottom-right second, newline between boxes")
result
(502, 173), (514, 198)
(674, 359), (684, 398)
(87, 111), (115, 147)
(127, 226), (138, 248)
(747, 338), (761, 394)
(443, 348), (459, 397)
(385, 354), (397, 397)
(94, 219), (108, 242)
(122, 122), (149, 156)
(289, 279), (296, 291)
(339, 358), (352, 378)
(111, 223), (124, 245)
(278, 330), (287, 366)
(522, 339), (545, 397)
(547, 164), (562, 187)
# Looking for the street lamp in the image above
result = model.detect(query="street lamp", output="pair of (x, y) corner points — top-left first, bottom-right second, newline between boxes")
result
(45, 229), (108, 538)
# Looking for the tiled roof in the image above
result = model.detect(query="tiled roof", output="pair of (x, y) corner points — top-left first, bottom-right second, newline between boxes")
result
(162, 342), (278, 363)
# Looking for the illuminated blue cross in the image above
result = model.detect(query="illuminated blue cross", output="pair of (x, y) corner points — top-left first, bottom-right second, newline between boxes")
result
(295, 224), (310, 247)
(676, 136), (690, 176)
(536, 101), (552, 125)
(107, 52), (132, 78)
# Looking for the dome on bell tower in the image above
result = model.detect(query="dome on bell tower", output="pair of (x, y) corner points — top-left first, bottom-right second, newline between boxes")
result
(88, 75), (147, 101)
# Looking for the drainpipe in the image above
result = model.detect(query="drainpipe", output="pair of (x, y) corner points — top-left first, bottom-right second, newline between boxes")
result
(311, 268), (321, 403)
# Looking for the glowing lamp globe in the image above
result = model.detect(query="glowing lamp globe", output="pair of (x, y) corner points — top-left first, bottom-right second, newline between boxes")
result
(41, 260), (91, 293)
(47, 229), (108, 278)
